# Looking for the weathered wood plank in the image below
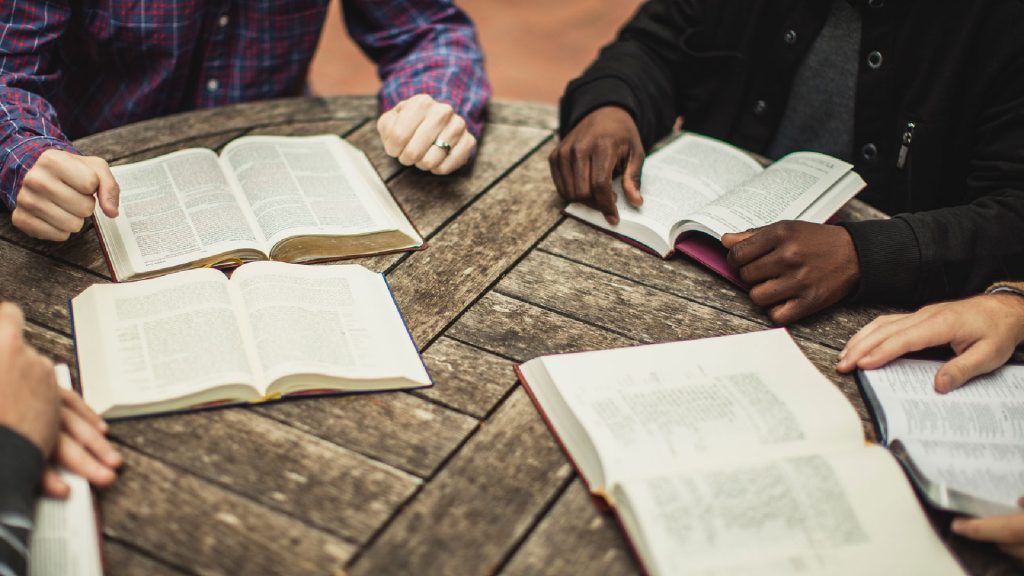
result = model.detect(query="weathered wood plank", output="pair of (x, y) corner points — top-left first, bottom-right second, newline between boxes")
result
(500, 480), (640, 576)
(74, 97), (375, 161)
(539, 218), (897, 350)
(415, 336), (517, 419)
(109, 409), (420, 544)
(0, 239), (102, 334)
(253, 392), (477, 479)
(387, 124), (552, 239)
(243, 118), (364, 139)
(486, 100), (558, 131)
(23, 322), (78, 382)
(103, 539), (191, 576)
(100, 447), (354, 576)
(349, 388), (573, 576)
(447, 291), (635, 362)
(387, 139), (563, 347)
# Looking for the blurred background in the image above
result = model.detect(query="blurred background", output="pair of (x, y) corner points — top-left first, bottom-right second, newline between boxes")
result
(308, 0), (646, 103)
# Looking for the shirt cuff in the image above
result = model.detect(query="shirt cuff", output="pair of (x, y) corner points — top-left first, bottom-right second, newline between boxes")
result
(839, 218), (922, 305)
(559, 77), (641, 140)
(1, 135), (78, 211)
(0, 426), (43, 519)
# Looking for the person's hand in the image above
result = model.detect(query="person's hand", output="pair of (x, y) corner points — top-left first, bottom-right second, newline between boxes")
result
(721, 221), (860, 325)
(377, 93), (477, 175)
(549, 106), (644, 225)
(837, 293), (1024, 392)
(0, 303), (60, 457)
(953, 502), (1024, 562)
(12, 149), (120, 241)
(40, 387), (122, 497)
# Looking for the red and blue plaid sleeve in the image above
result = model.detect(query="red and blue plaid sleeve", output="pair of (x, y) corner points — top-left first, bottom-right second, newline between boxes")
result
(0, 1), (79, 211)
(343, 0), (491, 140)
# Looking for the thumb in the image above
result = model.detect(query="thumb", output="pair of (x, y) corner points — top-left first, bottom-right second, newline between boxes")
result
(84, 157), (120, 218)
(935, 340), (1006, 393)
(621, 146), (644, 207)
(0, 302), (25, 330)
(721, 230), (756, 249)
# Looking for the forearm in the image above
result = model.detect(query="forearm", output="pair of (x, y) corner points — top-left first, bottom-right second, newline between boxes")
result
(1, 1), (76, 210)
(559, 0), (694, 149)
(0, 426), (43, 576)
(345, 1), (490, 139)
(841, 190), (1024, 306)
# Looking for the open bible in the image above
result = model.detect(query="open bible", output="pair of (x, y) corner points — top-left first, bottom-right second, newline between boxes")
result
(565, 133), (866, 286)
(95, 134), (423, 282)
(516, 330), (963, 576)
(71, 262), (431, 419)
(859, 359), (1024, 517)
(28, 365), (104, 576)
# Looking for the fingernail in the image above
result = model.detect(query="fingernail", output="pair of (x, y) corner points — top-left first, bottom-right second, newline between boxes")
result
(838, 349), (847, 360)
(951, 519), (966, 533)
(936, 373), (953, 393)
(99, 420), (109, 432)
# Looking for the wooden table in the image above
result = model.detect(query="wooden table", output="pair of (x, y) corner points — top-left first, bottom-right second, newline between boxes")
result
(0, 96), (1016, 576)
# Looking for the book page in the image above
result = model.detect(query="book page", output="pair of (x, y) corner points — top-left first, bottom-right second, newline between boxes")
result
(230, 262), (429, 390)
(537, 330), (863, 487)
(612, 447), (963, 576)
(688, 152), (853, 238)
(221, 135), (395, 248)
(28, 472), (102, 576)
(102, 149), (265, 273)
(72, 268), (259, 415)
(565, 134), (763, 253)
(862, 359), (1024, 511)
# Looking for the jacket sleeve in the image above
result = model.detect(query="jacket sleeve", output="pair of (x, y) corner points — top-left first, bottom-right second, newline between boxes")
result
(0, 1), (79, 211)
(558, 0), (702, 149)
(342, 0), (491, 140)
(842, 16), (1024, 306)
(0, 426), (44, 576)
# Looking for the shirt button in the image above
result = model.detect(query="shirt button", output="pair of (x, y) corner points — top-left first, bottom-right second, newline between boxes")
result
(218, 14), (230, 28)
(206, 79), (220, 92)
(867, 51), (884, 69)
(753, 99), (768, 116)
(783, 30), (798, 45)
(861, 143), (878, 161)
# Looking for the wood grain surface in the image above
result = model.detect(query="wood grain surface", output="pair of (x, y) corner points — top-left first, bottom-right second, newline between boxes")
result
(0, 96), (1011, 576)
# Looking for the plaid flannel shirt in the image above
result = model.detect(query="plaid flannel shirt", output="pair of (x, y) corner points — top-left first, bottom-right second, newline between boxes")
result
(0, 0), (490, 209)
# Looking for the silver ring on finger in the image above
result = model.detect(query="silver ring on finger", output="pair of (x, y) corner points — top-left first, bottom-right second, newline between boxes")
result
(432, 139), (453, 154)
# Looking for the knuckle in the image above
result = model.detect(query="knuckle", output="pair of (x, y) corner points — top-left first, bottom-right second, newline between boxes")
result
(22, 170), (45, 190)
(451, 115), (466, 131)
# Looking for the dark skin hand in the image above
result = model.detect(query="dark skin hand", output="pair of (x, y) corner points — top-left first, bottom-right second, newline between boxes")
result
(722, 221), (861, 325)
(549, 106), (645, 225)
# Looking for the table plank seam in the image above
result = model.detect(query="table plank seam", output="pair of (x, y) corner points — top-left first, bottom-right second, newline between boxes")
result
(105, 415), (401, 544)
(0, 233), (110, 283)
(101, 535), (197, 576)
(533, 245), (850, 353)
(492, 472), (578, 576)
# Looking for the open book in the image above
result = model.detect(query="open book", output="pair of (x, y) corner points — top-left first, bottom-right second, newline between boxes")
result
(95, 134), (423, 282)
(565, 133), (866, 286)
(516, 330), (963, 576)
(858, 359), (1024, 517)
(28, 365), (104, 576)
(71, 262), (431, 419)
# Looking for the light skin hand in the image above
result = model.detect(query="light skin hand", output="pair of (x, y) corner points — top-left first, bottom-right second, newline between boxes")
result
(837, 293), (1024, 392)
(952, 499), (1024, 562)
(721, 221), (861, 325)
(549, 106), (644, 225)
(0, 301), (121, 498)
(377, 93), (477, 175)
(0, 303), (60, 457)
(12, 149), (120, 241)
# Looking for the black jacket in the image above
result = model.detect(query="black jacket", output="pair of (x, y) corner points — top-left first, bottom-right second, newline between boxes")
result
(560, 0), (1024, 305)
(0, 426), (42, 576)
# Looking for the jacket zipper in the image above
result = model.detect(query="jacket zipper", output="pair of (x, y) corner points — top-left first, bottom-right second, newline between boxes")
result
(896, 121), (915, 169)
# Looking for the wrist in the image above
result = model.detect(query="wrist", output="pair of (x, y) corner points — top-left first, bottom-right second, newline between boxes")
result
(990, 292), (1024, 345)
